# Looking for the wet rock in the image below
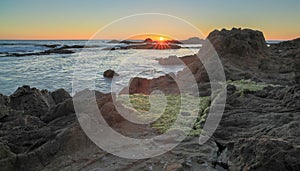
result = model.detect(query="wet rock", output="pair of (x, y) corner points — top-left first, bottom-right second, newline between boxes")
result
(103, 69), (119, 78)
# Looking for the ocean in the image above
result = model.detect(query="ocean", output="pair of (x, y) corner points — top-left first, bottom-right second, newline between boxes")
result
(0, 40), (200, 95)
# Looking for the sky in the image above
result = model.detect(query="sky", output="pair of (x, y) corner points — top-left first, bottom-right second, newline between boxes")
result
(0, 0), (299, 40)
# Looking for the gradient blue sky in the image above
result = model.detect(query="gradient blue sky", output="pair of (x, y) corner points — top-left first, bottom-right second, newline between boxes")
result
(0, 0), (299, 40)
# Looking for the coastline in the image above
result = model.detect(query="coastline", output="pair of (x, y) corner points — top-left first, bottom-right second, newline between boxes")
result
(0, 28), (299, 170)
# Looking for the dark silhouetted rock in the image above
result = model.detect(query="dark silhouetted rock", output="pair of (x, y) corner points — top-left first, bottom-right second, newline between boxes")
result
(103, 43), (181, 50)
(107, 40), (120, 43)
(127, 43), (181, 50)
(207, 28), (268, 59)
(182, 37), (204, 44)
(8, 86), (54, 117)
(103, 69), (119, 78)
(144, 38), (153, 43)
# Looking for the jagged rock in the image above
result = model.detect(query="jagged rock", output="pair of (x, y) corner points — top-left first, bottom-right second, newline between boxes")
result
(212, 85), (300, 170)
(207, 28), (268, 60)
(203, 28), (268, 81)
(8, 86), (54, 117)
(0, 87), (101, 170)
(230, 138), (300, 171)
(51, 88), (71, 104)
(41, 98), (74, 123)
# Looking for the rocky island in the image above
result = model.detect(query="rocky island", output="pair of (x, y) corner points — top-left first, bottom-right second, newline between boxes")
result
(104, 38), (185, 50)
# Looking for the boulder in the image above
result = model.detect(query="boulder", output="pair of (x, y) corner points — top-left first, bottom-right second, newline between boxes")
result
(207, 28), (268, 59)
(120, 74), (180, 95)
(103, 69), (119, 78)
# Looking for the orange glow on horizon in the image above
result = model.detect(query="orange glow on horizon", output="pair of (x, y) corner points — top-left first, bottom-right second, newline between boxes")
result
(0, 30), (298, 41)
(127, 34), (173, 41)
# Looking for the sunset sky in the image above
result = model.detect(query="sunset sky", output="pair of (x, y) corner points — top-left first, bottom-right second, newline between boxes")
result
(0, 0), (299, 40)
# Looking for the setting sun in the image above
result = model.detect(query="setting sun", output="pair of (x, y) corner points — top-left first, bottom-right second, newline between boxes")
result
(159, 37), (165, 41)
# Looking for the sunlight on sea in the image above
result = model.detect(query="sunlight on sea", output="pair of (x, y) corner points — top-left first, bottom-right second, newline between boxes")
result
(0, 40), (200, 95)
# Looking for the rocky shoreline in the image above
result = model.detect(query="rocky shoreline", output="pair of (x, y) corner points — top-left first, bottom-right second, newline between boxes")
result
(2, 45), (102, 57)
(0, 28), (299, 171)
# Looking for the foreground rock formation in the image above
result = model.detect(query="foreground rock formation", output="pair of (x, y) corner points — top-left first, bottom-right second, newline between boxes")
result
(214, 84), (300, 170)
(0, 28), (299, 171)
(127, 28), (299, 95)
(1, 84), (299, 170)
